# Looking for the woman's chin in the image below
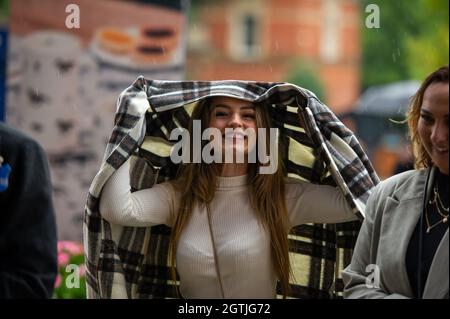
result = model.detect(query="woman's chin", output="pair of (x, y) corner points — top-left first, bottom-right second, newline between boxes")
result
(432, 151), (449, 174)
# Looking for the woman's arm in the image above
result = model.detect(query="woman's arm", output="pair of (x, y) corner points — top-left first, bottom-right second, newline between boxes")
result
(285, 178), (357, 226)
(100, 158), (176, 227)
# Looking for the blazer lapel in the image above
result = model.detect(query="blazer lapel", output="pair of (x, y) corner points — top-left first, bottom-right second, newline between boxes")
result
(378, 195), (422, 298)
(422, 229), (449, 299)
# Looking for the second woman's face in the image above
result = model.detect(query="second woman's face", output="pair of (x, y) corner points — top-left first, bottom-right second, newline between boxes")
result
(208, 96), (258, 159)
(418, 82), (449, 174)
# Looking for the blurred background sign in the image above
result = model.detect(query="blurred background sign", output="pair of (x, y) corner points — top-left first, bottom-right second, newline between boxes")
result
(2, 0), (188, 241)
(0, 0), (7, 121)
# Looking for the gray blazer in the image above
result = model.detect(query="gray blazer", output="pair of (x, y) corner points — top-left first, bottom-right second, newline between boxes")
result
(342, 168), (449, 299)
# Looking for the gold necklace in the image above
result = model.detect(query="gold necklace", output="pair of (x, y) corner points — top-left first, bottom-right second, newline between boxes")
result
(433, 184), (449, 214)
(426, 184), (449, 234)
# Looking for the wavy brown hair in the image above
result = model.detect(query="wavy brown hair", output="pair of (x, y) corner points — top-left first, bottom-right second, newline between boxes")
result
(168, 98), (292, 298)
(407, 65), (449, 169)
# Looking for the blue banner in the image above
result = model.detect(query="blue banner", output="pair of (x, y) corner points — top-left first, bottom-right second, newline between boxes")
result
(0, 28), (7, 122)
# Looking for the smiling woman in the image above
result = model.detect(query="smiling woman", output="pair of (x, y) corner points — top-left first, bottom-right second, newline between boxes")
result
(417, 83), (449, 175)
(84, 77), (379, 300)
(169, 97), (279, 174)
(343, 65), (449, 299)
(98, 93), (359, 299)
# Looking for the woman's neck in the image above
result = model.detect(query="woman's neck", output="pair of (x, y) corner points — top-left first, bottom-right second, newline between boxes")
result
(219, 162), (249, 177)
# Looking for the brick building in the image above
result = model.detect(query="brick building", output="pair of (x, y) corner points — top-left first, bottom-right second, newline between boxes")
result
(187, 0), (361, 113)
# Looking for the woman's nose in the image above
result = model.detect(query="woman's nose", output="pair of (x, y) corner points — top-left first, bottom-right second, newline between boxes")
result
(431, 121), (449, 145)
(228, 113), (243, 128)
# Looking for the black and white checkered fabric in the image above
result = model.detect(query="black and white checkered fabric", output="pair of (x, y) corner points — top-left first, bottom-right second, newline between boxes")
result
(83, 76), (379, 299)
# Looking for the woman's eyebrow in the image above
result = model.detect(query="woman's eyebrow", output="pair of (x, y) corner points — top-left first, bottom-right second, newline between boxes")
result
(213, 104), (255, 110)
(420, 109), (449, 119)
(213, 104), (230, 109)
(420, 109), (432, 115)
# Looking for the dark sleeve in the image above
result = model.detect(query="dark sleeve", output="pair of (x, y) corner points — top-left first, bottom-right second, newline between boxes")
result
(0, 129), (57, 298)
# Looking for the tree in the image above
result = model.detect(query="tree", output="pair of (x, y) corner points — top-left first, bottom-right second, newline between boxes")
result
(286, 64), (325, 101)
(361, 0), (448, 88)
(404, 0), (449, 79)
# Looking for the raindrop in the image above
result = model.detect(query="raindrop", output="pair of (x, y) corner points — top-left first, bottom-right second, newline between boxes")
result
(56, 59), (75, 74)
(28, 88), (48, 107)
(30, 122), (43, 132)
(33, 60), (41, 72)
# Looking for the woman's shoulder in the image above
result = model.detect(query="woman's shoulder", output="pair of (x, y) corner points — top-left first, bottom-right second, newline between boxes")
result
(371, 169), (427, 202)
(153, 180), (177, 194)
(284, 176), (309, 185)
(283, 176), (310, 192)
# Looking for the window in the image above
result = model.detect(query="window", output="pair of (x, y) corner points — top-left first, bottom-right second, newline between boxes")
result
(228, 1), (264, 61)
(243, 15), (257, 56)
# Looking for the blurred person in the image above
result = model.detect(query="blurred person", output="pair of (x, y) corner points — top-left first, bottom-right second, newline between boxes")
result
(0, 122), (57, 298)
(343, 65), (449, 299)
(393, 141), (414, 175)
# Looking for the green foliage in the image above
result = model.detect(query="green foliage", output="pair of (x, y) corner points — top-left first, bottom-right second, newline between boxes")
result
(286, 64), (325, 101)
(0, 0), (10, 23)
(54, 256), (87, 299)
(404, 0), (449, 80)
(361, 0), (448, 88)
(53, 241), (87, 299)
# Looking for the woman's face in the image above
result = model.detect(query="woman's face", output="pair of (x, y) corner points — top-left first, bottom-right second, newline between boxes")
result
(418, 82), (449, 174)
(208, 96), (258, 159)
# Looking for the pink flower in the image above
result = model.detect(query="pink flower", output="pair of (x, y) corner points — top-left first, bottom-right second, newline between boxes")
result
(79, 264), (86, 277)
(58, 241), (84, 255)
(58, 252), (70, 266)
(54, 274), (62, 288)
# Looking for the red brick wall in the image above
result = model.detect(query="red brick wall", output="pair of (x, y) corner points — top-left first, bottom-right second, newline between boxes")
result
(188, 0), (361, 113)
(320, 63), (360, 112)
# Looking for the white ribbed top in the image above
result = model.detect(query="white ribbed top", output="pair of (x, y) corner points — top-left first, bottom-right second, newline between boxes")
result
(100, 159), (356, 298)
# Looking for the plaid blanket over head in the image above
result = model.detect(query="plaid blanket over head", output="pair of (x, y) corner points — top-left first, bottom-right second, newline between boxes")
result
(83, 76), (379, 299)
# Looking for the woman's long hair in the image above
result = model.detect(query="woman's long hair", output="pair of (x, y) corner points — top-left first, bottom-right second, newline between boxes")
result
(168, 98), (292, 298)
(407, 65), (449, 169)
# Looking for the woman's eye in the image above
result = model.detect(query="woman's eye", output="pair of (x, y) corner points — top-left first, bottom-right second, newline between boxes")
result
(420, 114), (433, 123)
(243, 113), (256, 119)
(215, 111), (228, 117)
